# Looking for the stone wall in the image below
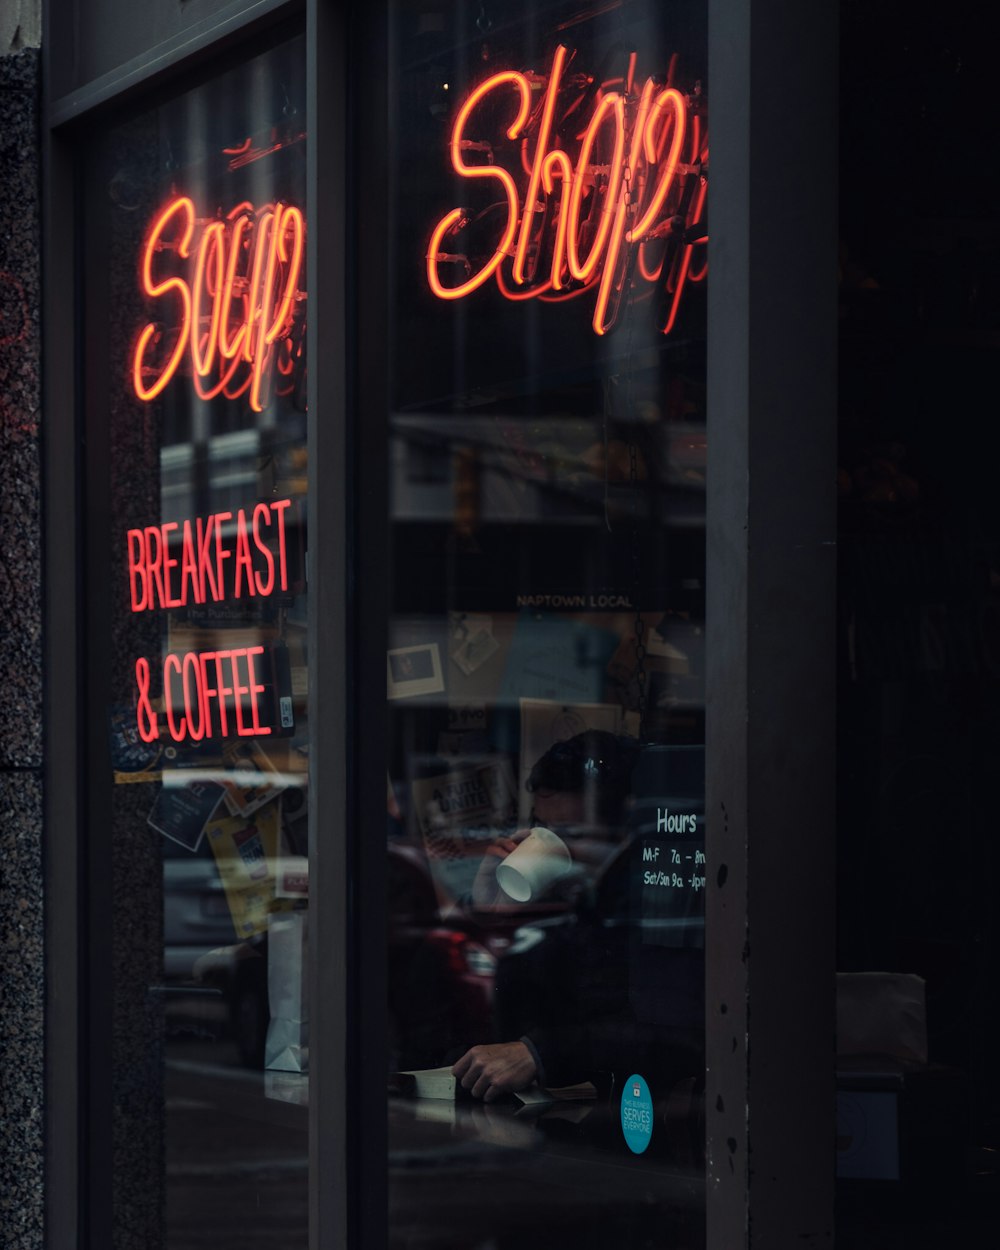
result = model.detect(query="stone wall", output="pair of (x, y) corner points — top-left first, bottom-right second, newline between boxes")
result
(0, 13), (44, 1248)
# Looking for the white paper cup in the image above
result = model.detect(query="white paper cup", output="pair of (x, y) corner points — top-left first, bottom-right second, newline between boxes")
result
(495, 826), (572, 902)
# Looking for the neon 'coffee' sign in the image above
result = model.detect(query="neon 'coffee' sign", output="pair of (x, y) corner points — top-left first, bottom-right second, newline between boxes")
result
(427, 44), (707, 335)
(131, 197), (305, 411)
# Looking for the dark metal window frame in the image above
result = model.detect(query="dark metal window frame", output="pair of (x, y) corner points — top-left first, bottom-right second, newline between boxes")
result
(42, 2), (838, 1247)
(705, 3), (837, 1244)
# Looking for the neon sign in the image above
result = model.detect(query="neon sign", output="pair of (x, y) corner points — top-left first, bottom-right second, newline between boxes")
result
(135, 647), (272, 743)
(127, 499), (292, 613)
(126, 501), (295, 744)
(132, 197), (305, 411)
(427, 44), (707, 335)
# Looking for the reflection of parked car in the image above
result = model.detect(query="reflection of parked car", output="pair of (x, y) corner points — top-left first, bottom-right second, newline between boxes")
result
(194, 935), (270, 1067)
(161, 836), (242, 1044)
(163, 836), (238, 980)
(191, 843), (504, 1069)
(388, 842), (502, 1071)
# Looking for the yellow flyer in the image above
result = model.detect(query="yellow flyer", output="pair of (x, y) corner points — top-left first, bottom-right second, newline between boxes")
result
(204, 798), (282, 937)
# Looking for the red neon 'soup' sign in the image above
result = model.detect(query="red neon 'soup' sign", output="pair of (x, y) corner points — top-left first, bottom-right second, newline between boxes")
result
(132, 198), (305, 411)
(427, 45), (708, 335)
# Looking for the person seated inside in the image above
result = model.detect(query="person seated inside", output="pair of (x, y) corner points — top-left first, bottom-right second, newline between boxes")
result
(455, 731), (645, 1100)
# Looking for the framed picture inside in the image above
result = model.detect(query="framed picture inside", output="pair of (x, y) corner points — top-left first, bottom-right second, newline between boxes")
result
(386, 643), (445, 699)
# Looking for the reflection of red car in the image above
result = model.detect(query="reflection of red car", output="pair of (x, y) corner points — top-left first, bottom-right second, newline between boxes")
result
(193, 843), (502, 1070)
(388, 843), (503, 1071)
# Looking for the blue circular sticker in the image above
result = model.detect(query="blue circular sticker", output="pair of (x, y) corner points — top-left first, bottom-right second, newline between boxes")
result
(621, 1073), (653, 1154)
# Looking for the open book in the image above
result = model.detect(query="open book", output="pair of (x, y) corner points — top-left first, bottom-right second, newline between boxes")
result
(392, 1066), (460, 1100)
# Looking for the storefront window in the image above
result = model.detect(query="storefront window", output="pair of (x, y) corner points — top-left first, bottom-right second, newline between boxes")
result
(384, 2), (708, 1245)
(82, 34), (309, 1248)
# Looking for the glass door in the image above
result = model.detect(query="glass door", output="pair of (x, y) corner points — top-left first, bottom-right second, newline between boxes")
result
(381, 2), (709, 1246)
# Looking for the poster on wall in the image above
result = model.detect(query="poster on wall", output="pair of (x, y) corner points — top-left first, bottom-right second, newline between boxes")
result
(205, 798), (283, 938)
(410, 757), (519, 900)
(147, 777), (224, 851)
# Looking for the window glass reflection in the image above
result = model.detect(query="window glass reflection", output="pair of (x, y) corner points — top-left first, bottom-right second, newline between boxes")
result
(89, 35), (309, 1249)
(385, 3), (707, 1247)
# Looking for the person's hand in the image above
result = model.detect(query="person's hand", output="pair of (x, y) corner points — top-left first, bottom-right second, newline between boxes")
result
(452, 1042), (538, 1102)
(470, 828), (531, 906)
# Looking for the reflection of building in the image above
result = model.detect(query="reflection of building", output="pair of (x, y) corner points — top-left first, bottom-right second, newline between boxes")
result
(4, 0), (1000, 1247)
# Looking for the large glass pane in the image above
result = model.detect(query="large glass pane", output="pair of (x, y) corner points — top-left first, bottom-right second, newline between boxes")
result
(384, 3), (708, 1246)
(83, 35), (310, 1250)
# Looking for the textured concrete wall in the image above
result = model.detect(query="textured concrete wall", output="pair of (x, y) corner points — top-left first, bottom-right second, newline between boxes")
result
(0, 36), (44, 1250)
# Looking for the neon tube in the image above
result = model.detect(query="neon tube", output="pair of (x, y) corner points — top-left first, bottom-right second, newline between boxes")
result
(427, 71), (532, 299)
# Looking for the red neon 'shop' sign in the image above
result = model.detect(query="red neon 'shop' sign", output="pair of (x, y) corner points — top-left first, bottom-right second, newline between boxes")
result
(427, 44), (707, 335)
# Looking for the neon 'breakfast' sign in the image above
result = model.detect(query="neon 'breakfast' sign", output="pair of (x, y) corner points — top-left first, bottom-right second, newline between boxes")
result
(427, 44), (707, 335)
(132, 197), (305, 412)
